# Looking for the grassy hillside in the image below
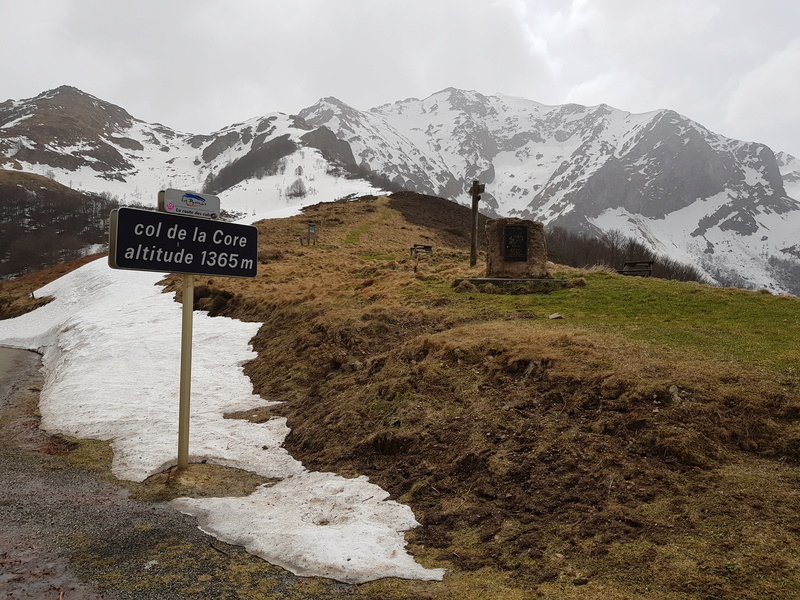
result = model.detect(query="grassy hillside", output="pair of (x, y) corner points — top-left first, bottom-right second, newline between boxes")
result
(164, 192), (800, 599)
(6, 191), (800, 598)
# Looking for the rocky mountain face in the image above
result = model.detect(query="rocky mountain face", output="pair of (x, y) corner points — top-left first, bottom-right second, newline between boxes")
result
(2, 86), (799, 293)
(300, 89), (800, 292)
(0, 86), (138, 175)
(0, 86), (378, 212)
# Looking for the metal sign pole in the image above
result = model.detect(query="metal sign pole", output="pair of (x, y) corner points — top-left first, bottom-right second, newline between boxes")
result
(177, 273), (194, 471)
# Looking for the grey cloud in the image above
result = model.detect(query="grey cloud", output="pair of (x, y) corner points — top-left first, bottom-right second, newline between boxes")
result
(1, 0), (798, 156)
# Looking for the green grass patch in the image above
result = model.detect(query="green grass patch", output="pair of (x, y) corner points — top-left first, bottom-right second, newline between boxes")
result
(343, 208), (392, 244)
(414, 271), (800, 373)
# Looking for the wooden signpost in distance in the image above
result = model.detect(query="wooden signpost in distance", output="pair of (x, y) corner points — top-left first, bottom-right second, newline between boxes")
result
(469, 180), (485, 267)
(108, 190), (258, 471)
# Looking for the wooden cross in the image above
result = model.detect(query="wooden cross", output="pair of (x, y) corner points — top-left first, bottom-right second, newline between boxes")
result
(469, 180), (485, 267)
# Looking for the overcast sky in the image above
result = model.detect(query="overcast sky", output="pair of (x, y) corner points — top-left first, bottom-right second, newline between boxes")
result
(4, 0), (799, 157)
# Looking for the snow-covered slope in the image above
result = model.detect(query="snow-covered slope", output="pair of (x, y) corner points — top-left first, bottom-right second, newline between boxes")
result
(777, 151), (800, 201)
(0, 86), (383, 216)
(301, 88), (800, 292)
(2, 85), (799, 292)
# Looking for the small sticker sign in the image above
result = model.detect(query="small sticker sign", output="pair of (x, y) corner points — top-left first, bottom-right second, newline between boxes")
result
(158, 188), (221, 220)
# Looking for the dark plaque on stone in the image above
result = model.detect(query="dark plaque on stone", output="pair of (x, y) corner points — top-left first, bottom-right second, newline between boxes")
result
(504, 225), (528, 262)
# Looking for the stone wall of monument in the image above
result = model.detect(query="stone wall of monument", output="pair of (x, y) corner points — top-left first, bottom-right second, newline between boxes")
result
(485, 218), (547, 278)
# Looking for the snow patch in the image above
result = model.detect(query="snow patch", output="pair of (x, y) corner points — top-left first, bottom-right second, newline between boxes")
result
(0, 257), (444, 583)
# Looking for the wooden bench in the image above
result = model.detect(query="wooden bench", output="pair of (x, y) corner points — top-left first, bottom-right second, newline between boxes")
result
(617, 261), (653, 277)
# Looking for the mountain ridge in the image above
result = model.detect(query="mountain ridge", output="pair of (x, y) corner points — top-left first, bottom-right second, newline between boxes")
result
(2, 85), (799, 292)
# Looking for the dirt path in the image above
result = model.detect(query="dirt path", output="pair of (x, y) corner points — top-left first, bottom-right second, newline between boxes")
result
(0, 347), (349, 599)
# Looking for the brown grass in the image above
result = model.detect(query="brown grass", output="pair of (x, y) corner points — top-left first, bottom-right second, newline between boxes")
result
(8, 192), (800, 598)
(0, 168), (72, 189)
(162, 192), (800, 598)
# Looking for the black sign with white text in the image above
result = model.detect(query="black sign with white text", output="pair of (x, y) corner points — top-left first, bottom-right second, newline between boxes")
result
(109, 207), (258, 278)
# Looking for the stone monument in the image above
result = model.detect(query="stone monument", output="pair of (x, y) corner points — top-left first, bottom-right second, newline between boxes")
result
(485, 218), (547, 278)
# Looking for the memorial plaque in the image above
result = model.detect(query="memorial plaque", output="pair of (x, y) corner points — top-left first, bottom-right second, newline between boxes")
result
(504, 225), (528, 262)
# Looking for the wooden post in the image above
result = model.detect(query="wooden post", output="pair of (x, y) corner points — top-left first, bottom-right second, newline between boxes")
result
(469, 180), (485, 267)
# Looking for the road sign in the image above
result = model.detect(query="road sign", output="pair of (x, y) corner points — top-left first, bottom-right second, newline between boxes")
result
(108, 207), (258, 278)
(109, 200), (255, 472)
(158, 188), (221, 219)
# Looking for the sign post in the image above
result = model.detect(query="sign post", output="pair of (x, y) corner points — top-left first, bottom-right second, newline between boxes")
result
(108, 208), (258, 277)
(109, 197), (258, 472)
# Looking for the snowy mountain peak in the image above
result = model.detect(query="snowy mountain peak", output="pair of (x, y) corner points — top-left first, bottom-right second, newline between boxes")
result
(292, 90), (800, 292)
(1, 86), (799, 293)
